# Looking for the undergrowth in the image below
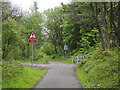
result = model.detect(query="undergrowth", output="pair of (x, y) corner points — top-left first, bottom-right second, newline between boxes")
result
(48, 55), (72, 64)
(76, 50), (119, 88)
(16, 57), (49, 64)
(2, 61), (47, 88)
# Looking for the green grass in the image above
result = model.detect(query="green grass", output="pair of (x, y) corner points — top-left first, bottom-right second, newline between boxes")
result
(48, 55), (73, 64)
(2, 61), (47, 88)
(76, 50), (119, 88)
(11, 58), (49, 65)
(0, 61), (2, 90)
(21, 59), (49, 64)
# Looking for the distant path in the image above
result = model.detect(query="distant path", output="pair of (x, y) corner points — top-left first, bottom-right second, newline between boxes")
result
(21, 61), (81, 88)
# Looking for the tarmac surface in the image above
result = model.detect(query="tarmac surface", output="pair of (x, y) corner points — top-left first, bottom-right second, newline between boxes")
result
(21, 61), (81, 88)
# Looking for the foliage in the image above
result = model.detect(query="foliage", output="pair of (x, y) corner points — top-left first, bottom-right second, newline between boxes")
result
(42, 42), (55, 55)
(43, 2), (120, 55)
(46, 54), (72, 64)
(2, 17), (24, 60)
(0, 61), (2, 89)
(2, 61), (47, 88)
(2, 1), (43, 61)
(1, 1), (120, 88)
(76, 50), (119, 88)
(2, 2), (47, 88)
(43, 7), (64, 54)
(2, 1), (119, 60)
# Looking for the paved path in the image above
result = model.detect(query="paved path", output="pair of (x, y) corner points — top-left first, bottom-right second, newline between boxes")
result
(21, 61), (81, 88)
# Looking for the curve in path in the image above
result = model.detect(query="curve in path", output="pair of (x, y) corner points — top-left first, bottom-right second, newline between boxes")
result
(21, 61), (81, 88)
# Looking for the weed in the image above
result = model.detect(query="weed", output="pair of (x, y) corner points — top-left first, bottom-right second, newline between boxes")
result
(76, 50), (119, 88)
(2, 61), (47, 88)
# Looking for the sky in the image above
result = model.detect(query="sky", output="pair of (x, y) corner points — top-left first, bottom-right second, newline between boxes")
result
(10, 0), (71, 12)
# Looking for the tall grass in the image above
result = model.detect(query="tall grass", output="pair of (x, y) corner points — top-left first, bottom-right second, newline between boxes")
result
(76, 50), (119, 88)
(0, 61), (2, 90)
(2, 61), (47, 88)
(48, 55), (72, 64)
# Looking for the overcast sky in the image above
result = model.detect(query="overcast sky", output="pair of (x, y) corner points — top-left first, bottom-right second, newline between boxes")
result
(10, 0), (71, 12)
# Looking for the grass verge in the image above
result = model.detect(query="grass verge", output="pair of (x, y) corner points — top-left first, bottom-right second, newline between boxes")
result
(2, 61), (47, 88)
(48, 55), (72, 64)
(16, 58), (49, 64)
(76, 50), (119, 88)
(0, 61), (2, 90)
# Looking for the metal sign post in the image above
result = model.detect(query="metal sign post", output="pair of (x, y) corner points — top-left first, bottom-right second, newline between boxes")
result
(32, 43), (34, 63)
(28, 29), (37, 65)
(65, 50), (66, 57)
(64, 44), (68, 58)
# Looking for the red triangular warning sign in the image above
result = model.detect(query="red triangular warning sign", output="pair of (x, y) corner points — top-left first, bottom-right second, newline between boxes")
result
(28, 31), (37, 43)
(28, 32), (37, 39)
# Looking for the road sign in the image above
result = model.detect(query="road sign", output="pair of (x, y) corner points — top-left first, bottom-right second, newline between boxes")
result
(28, 31), (37, 63)
(64, 44), (68, 50)
(64, 44), (68, 58)
(28, 31), (37, 43)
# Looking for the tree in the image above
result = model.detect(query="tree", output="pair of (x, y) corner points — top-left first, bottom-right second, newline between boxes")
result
(2, 1), (43, 60)
(24, 1), (43, 58)
(90, 2), (119, 50)
(61, 2), (98, 53)
(1, 2), (22, 22)
(43, 7), (64, 54)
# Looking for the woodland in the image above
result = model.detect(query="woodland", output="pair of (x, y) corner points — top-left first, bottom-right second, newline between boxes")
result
(1, 1), (120, 88)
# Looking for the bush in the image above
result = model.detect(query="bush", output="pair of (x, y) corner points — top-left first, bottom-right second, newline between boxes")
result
(34, 48), (44, 60)
(2, 61), (47, 88)
(42, 42), (55, 55)
(76, 49), (119, 88)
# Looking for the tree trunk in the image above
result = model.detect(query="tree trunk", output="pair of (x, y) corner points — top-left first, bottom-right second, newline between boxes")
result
(103, 3), (110, 49)
(90, 2), (106, 51)
(110, 2), (113, 29)
(110, 2), (120, 46)
(117, 2), (120, 45)
(53, 40), (58, 54)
